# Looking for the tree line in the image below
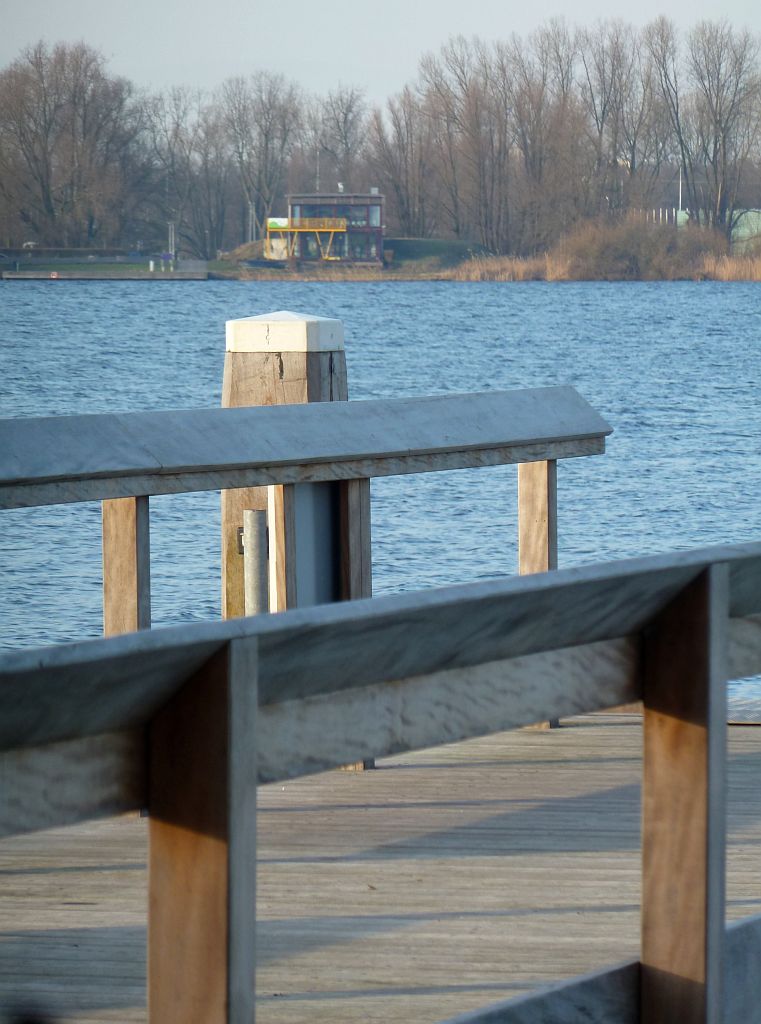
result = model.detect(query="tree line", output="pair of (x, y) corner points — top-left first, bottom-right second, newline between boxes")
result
(1, 18), (759, 257)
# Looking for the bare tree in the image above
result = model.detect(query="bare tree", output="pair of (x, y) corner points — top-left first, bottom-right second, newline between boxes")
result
(145, 87), (202, 248)
(369, 87), (436, 237)
(222, 72), (302, 240)
(687, 21), (761, 233)
(0, 41), (144, 246)
(419, 41), (470, 239)
(475, 41), (514, 252)
(647, 18), (761, 235)
(504, 29), (586, 251)
(617, 31), (671, 208)
(577, 21), (623, 210)
(192, 101), (235, 256)
(145, 88), (235, 257)
(317, 85), (367, 191)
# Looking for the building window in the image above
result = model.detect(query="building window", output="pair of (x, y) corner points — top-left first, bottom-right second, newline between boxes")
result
(369, 204), (381, 227)
(349, 207), (368, 227)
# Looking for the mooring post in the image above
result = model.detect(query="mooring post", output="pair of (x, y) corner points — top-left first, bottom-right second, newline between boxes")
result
(221, 310), (348, 618)
(221, 310), (373, 769)
(221, 309), (371, 605)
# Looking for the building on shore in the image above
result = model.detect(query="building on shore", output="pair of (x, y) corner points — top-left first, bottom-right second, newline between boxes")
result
(266, 191), (384, 263)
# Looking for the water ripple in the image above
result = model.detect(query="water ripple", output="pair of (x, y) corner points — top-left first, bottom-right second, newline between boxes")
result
(2, 279), (761, 700)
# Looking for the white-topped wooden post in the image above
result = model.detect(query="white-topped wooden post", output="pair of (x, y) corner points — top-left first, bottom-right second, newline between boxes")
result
(221, 310), (371, 619)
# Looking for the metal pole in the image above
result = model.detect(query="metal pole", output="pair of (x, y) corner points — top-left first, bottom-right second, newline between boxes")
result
(243, 509), (268, 615)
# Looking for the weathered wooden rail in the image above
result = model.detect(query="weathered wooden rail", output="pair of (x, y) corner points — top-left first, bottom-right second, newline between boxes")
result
(3, 541), (761, 1022)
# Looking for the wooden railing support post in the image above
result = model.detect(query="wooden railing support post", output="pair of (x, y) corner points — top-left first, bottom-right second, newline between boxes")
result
(641, 564), (728, 1024)
(518, 459), (557, 576)
(339, 477), (372, 601)
(518, 459), (558, 727)
(148, 637), (258, 1024)
(102, 495), (151, 635)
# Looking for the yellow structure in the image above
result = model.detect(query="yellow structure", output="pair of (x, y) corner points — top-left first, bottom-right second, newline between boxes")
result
(265, 217), (348, 261)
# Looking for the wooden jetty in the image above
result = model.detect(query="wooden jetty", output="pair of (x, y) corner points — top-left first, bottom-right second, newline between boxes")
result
(2, 717), (761, 1023)
(3, 543), (761, 1023)
(3, 310), (761, 1023)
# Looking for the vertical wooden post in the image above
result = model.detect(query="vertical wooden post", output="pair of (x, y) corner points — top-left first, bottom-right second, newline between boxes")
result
(148, 637), (258, 1024)
(102, 495), (151, 635)
(518, 460), (558, 727)
(641, 565), (728, 1024)
(266, 484), (298, 613)
(518, 460), (557, 576)
(339, 478), (372, 601)
(338, 477), (374, 770)
(221, 311), (347, 619)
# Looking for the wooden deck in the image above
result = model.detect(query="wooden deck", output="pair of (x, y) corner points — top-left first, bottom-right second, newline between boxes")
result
(2, 715), (760, 1023)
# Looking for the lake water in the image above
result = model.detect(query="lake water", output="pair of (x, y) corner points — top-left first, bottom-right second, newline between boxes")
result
(2, 279), (761, 701)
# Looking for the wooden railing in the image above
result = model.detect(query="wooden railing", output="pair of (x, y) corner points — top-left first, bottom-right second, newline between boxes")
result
(11, 388), (754, 1021)
(282, 217), (348, 231)
(0, 386), (611, 633)
(2, 541), (761, 1021)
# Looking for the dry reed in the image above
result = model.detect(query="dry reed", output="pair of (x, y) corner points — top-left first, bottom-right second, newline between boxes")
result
(441, 254), (548, 281)
(701, 253), (761, 281)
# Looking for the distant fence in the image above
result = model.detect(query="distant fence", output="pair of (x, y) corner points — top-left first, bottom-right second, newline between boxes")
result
(632, 207), (684, 226)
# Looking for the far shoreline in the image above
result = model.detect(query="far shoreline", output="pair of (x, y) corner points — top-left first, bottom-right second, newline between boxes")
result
(3, 267), (760, 283)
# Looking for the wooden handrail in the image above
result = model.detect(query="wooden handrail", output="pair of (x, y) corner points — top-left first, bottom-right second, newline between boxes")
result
(2, 540), (761, 766)
(0, 387), (610, 508)
(1, 541), (761, 1020)
(1, 385), (611, 645)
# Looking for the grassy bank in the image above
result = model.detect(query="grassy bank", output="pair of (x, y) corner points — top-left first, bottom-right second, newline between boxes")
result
(444, 250), (761, 283)
(7, 227), (761, 282)
(442, 221), (761, 282)
(229, 225), (761, 282)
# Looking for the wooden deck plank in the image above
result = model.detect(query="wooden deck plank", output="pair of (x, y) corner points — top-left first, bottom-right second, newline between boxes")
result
(2, 719), (761, 1023)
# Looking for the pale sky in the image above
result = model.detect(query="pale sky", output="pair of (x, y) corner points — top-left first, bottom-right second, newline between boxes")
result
(3, 0), (761, 106)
